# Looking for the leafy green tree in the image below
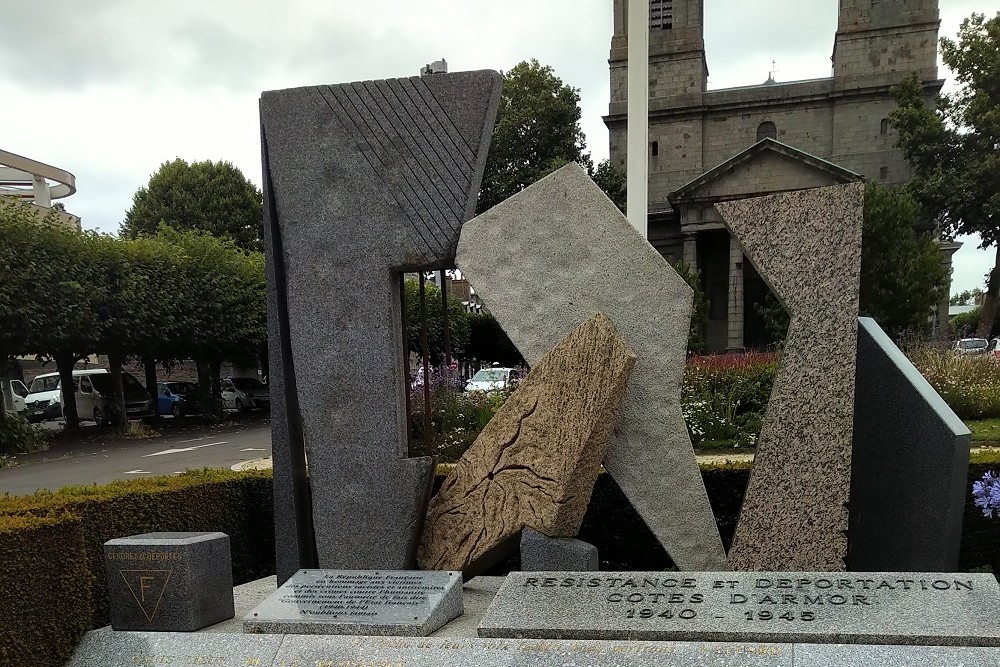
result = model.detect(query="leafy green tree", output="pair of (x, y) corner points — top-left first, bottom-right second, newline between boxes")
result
(671, 260), (708, 354)
(592, 159), (627, 212)
(466, 312), (525, 368)
(859, 183), (947, 337)
(477, 60), (591, 212)
(951, 288), (983, 306)
(122, 159), (263, 252)
(403, 278), (470, 365)
(890, 11), (1000, 338)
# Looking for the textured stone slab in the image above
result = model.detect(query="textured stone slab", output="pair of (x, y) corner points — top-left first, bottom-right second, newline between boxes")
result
(456, 163), (726, 570)
(66, 631), (282, 667)
(521, 528), (599, 571)
(276, 635), (792, 667)
(477, 571), (1000, 646)
(716, 183), (863, 571)
(849, 317), (972, 571)
(104, 532), (234, 631)
(793, 643), (1000, 666)
(244, 569), (463, 636)
(418, 314), (635, 574)
(261, 70), (501, 578)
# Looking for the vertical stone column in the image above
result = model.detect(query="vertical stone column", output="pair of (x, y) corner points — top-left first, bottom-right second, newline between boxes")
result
(682, 231), (698, 272)
(727, 233), (744, 351)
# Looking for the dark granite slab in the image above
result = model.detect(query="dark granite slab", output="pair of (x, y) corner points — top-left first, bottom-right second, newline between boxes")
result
(477, 571), (1000, 646)
(243, 569), (463, 636)
(66, 631), (282, 667)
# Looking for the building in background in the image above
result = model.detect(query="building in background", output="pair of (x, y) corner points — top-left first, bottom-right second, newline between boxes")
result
(605, 0), (954, 350)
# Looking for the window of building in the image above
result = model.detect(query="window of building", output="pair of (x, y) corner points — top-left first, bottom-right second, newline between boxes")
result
(879, 166), (888, 181)
(880, 118), (889, 135)
(756, 121), (777, 141)
(650, 0), (673, 30)
(651, 140), (659, 156)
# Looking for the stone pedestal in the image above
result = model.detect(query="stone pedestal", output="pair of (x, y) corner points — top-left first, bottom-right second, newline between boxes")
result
(104, 532), (234, 631)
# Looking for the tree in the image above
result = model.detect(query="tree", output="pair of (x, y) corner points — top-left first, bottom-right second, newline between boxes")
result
(591, 159), (627, 212)
(466, 312), (525, 368)
(122, 159), (263, 252)
(477, 60), (591, 212)
(951, 288), (983, 306)
(859, 183), (947, 337)
(890, 11), (1000, 338)
(403, 278), (470, 365)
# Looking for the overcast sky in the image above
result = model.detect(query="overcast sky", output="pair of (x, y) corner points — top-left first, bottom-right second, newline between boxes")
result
(0, 0), (989, 294)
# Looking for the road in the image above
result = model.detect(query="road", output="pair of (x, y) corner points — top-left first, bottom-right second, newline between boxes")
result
(0, 419), (272, 496)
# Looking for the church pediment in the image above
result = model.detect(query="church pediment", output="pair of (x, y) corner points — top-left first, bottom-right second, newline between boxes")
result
(669, 138), (863, 205)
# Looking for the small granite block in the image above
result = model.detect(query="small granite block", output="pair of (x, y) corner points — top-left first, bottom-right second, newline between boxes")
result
(478, 571), (1000, 646)
(521, 528), (599, 572)
(849, 317), (972, 571)
(244, 569), (463, 636)
(104, 532), (234, 632)
(717, 184), (863, 571)
(66, 631), (282, 667)
(418, 314), (634, 575)
(456, 164), (726, 570)
(276, 635), (792, 667)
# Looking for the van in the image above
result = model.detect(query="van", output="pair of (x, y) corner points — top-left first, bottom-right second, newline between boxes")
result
(3, 379), (30, 415)
(24, 370), (107, 423)
(24, 369), (152, 424)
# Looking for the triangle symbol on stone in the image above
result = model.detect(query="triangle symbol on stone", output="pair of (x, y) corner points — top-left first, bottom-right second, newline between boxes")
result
(120, 569), (173, 622)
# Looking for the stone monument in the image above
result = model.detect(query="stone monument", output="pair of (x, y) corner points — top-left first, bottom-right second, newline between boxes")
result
(260, 70), (501, 580)
(456, 163), (726, 571)
(716, 183), (863, 571)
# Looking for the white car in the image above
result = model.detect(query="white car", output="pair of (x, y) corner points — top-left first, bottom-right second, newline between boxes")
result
(3, 378), (30, 415)
(24, 369), (109, 423)
(221, 377), (270, 412)
(954, 338), (989, 356)
(464, 367), (521, 393)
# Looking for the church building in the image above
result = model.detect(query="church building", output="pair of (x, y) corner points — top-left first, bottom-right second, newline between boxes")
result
(604, 0), (954, 351)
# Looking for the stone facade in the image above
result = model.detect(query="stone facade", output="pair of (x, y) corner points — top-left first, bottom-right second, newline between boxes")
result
(605, 0), (947, 350)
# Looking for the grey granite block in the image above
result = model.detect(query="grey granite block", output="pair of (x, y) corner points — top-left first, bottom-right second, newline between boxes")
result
(716, 184), (863, 571)
(104, 532), (234, 632)
(260, 70), (501, 576)
(521, 528), (599, 572)
(793, 643), (1000, 666)
(244, 569), (463, 636)
(418, 314), (634, 575)
(477, 571), (1000, 646)
(275, 635), (792, 667)
(66, 631), (282, 667)
(456, 163), (726, 571)
(849, 317), (972, 571)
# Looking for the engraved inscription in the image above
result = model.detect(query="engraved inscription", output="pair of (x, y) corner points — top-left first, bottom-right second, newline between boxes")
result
(280, 572), (447, 618)
(120, 569), (173, 622)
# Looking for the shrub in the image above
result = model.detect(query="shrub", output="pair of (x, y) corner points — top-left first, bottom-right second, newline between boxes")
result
(682, 352), (779, 448)
(0, 412), (49, 455)
(907, 347), (1000, 419)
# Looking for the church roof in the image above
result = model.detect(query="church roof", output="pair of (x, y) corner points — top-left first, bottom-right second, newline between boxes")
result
(669, 138), (864, 204)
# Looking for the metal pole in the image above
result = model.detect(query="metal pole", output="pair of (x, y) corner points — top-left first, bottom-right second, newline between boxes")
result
(419, 273), (433, 456)
(627, 0), (649, 238)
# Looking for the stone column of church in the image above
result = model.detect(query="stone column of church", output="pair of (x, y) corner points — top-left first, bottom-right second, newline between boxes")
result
(727, 234), (744, 350)
(682, 231), (698, 272)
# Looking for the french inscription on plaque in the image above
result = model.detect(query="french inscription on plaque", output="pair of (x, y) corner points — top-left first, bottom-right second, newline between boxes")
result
(244, 569), (463, 636)
(478, 572), (1000, 647)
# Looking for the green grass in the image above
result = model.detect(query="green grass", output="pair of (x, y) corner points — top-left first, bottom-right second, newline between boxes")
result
(966, 418), (1000, 445)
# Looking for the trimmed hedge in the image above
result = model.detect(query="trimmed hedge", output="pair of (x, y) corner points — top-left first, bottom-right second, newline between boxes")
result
(0, 469), (273, 667)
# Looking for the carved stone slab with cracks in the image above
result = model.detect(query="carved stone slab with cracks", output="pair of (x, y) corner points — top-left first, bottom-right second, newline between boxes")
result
(455, 164), (726, 570)
(418, 313), (635, 575)
(260, 71), (501, 579)
(716, 183), (863, 571)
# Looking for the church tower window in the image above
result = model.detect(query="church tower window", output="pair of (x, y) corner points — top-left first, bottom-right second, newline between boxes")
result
(649, 0), (673, 30)
(756, 121), (777, 141)
(880, 118), (889, 135)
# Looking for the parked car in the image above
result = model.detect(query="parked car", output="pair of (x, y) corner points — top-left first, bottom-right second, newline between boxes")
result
(24, 369), (109, 423)
(221, 377), (269, 412)
(464, 367), (520, 394)
(80, 372), (154, 425)
(157, 381), (199, 418)
(3, 378), (30, 415)
(954, 338), (989, 356)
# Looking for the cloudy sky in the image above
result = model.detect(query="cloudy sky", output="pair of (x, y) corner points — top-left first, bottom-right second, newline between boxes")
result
(0, 0), (989, 293)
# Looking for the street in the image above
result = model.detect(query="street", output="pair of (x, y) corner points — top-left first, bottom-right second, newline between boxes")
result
(0, 419), (271, 496)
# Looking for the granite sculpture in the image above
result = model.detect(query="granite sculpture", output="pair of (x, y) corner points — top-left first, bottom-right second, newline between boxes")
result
(418, 313), (635, 575)
(520, 528), (599, 572)
(455, 164), (726, 570)
(261, 70), (502, 580)
(716, 183), (863, 571)
(848, 317), (972, 571)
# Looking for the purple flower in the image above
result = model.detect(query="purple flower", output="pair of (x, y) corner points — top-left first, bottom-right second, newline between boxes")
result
(972, 471), (1000, 519)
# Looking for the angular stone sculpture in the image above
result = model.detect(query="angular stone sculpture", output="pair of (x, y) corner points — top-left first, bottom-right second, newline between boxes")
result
(849, 317), (972, 571)
(261, 71), (501, 581)
(520, 528), (599, 572)
(716, 183), (863, 571)
(418, 313), (635, 574)
(456, 164), (726, 570)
